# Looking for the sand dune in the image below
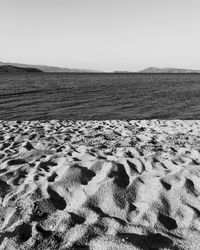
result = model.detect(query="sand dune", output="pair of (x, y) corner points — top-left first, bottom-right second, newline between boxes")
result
(0, 120), (200, 249)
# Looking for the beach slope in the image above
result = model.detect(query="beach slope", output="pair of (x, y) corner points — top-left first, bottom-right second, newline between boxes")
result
(0, 120), (200, 249)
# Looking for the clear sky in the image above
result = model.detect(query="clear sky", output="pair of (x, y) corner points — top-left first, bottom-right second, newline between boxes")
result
(0, 0), (200, 71)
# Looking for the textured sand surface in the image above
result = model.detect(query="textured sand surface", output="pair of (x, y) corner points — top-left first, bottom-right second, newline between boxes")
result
(0, 120), (200, 249)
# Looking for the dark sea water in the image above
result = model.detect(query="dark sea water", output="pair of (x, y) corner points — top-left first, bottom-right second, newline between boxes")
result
(0, 73), (200, 120)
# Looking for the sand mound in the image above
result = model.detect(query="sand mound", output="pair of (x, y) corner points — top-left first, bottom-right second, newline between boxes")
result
(0, 120), (200, 249)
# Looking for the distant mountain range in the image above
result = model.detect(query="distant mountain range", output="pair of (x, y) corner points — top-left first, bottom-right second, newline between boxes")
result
(138, 67), (200, 73)
(0, 61), (99, 73)
(0, 62), (200, 73)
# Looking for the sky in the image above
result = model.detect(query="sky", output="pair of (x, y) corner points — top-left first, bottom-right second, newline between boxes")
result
(0, 0), (200, 71)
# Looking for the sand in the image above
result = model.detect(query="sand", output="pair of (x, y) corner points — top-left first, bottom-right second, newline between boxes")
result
(0, 120), (200, 249)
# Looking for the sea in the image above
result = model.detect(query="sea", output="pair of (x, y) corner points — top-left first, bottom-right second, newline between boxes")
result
(0, 73), (200, 120)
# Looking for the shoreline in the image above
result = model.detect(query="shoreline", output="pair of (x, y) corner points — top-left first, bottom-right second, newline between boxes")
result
(0, 120), (200, 249)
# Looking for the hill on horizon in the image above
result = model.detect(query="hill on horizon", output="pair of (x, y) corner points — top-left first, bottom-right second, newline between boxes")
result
(139, 67), (200, 73)
(0, 65), (43, 73)
(0, 61), (99, 73)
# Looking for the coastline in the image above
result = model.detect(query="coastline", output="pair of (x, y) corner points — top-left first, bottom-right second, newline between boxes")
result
(0, 120), (200, 249)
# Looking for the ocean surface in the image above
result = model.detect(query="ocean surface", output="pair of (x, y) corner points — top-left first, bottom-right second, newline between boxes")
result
(0, 73), (200, 120)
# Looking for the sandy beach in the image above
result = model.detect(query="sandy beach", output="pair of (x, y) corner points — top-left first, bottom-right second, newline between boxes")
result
(0, 120), (200, 249)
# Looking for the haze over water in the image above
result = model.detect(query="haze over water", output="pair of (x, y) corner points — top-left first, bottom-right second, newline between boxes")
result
(0, 73), (200, 120)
